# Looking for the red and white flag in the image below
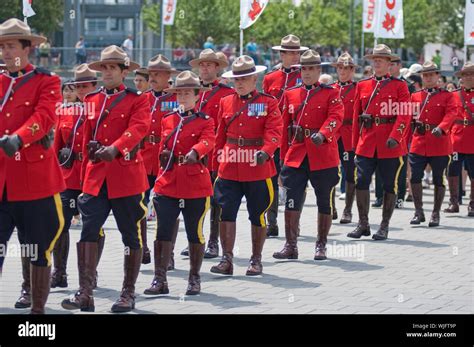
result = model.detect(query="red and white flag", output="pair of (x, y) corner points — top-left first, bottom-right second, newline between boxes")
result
(374, 0), (404, 39)
(464, 0), (474, 45)
(362, 0), (377, 33)
(23, 0), (36, 18)
(240, 0), (269, 30)
(162, 0), (177, 26)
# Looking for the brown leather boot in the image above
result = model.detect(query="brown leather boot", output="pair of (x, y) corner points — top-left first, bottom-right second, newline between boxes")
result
(468, 183), (474, 217)
(429, 185), (445, 227)
(51, 231), (69, 288)
(210, 222), (236, 275)
(14, 256), (31, 309)
(373, 193), (397, 240)
(204, 204), (220, 258)
(266, 195), (279, 237)
(168, 219), (179, 270)
(30, 264), (51, 314)
(347, 189), (371, 238)
(273, 210), (299, 259)
(144, 240), (172, 295)
(340, 182), (355, 224)
(296, 191), (307, 237)
(314, 213), (332, 260)
(331, 191), (338, 220)
(410, 183), (425, 225)
(111, 248), (142, 313)
(140, 218), (151, 264)
(444, 176), (460, 213)
(61, 242), (98, 312)
(186, 243), (205, 295)
(246, 225), (266, 276)
(92, 233), (105, 289)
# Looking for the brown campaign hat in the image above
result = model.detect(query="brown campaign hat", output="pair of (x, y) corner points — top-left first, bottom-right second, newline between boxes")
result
(164, 70), (211, 93)
(146, 54), (179, 74)
(455, 61), (474, 78)
(272, 34), (308, 52)
(330, 52), (360, 68)
(0, 18), (46, 46)
(189, 48), (229, 69)
(73, 63), (98, 84)
(221, 55), (267, 79)
(89, 45), (140, 71)
(419, 61), (440, 74)
(216, 51), (229, 67)
(364, 44), (397, 60)
(291, 49), (321, 68)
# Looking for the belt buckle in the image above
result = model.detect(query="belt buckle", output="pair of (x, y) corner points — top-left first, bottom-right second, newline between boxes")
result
(149, 134), (156, 144)
(425, 123), (430, 131)
(238, 137), (244, 147)
(304, 128), (311, 137)
(178, 155), (185, 165)
(375, 117), (380, 126)
(464, 118), (469, 126)
(78, 152), (83, 162)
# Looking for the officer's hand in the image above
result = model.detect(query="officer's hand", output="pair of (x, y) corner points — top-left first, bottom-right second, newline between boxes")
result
(431, 127), (443, 138)
(183, 149), (199, 164)
(95, 145), (119, 162)
(310, 132), (325, 146)
(254, 150), (270, 165)
(386, 137), (399, 149)
(0, 135), (22, 157)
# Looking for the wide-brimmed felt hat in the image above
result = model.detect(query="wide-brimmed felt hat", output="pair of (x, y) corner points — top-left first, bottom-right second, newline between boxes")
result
(0, 18), (46, 46)
(164, 70), (211, 93)
(89, 45), (140, 71)
(189, 48), (229, 69)
(291, 49), (321, 68)
(272, 34), (308, 52)
(364, 44), (397, 60)
(146, 54), (179, 75)
(221, 55), (267, 79)
(455, 62), (474, 78)
(330, 52), (360, 68)
(72, 63), (98, 84)
(419, 61), (441, 74)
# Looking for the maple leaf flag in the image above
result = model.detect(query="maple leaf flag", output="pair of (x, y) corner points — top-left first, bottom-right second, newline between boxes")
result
(374, 0), (404, 39)
(362, 0), (377, 33)
(240, 0), (269, 30)
(465, 0), (474, 45)
(162, 0), (177, 26)
(23, 0), (36, 18)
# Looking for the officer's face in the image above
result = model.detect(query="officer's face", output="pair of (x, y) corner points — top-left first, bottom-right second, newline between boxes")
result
(75, 82), (97, 102)
(421, 72), (439, 89)
(176, 89), (199, 111)
(134, 75), (149, 92)
(149, 71), (172, 91)
(389, 62), (402, 77)
(372, 58), (391, 76)
(301, 65), (321, 86)
(461, 72), (474, 89)
(336, 65), (355, 83)
(199, 62), (219, 83)
(280, 51), (301, 68)
(0, 40), (30, 71)
(62, 85), (77, 103)
(233, 75), (257, 96)
(100, 64), (129, 89)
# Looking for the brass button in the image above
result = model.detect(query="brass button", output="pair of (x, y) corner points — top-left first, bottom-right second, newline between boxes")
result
(6, 113), (10, 117)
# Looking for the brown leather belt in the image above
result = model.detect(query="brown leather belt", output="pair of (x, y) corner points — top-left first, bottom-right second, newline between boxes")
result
(454, 118), (474, 126)
(374, 116), (396, 125)
(144, 135), (161, 144)
(227, 137), (264, 147)
(73, 151), (83, 162)
(342, 119), (353, 126)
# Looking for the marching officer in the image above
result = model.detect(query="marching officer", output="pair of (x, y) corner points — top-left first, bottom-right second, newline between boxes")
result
(263, 34), (307, 237)
(348, 44), (410, 241)
(179, 49), (234, 259)
(144, 71), (215, 296)
(330, 53), (358, 224)
(409, 62), (457, 226)
(211, 55), (282, 276)
(0, 18), (65, 313)
(52, 64), (105, 289)
(445, 62), (474, 216)
(141, 54), (179, 266)
(274, 50), (343, 260)
(61, 45), (150, 313)
(133, 67), (150, 93)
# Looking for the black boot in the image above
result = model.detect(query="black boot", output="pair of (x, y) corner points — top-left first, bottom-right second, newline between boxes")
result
(347, 190), (371, 238)
(468, 183), (474, 217)
(51, 231), (69, 288)
(429, 185), (445, 227)
(410, 183), (425, 225)
(373, 193), (396, 240)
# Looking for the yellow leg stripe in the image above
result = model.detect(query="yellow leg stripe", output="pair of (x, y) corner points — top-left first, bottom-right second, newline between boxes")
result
(197, 196), (211, 244)
(259, 178), (274, 227)
(136, 193), (148, 248)
(99, 227), (105, 238)
(45, 193), (65, 267)
(354, 159), (358, 185)
(393, 156), (404, 195)
(329, 186), (336, 215)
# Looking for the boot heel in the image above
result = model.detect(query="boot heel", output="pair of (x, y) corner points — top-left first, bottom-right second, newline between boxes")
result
(80, 306), (95, 312)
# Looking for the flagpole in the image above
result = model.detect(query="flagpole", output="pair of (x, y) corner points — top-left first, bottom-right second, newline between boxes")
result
(240, 28), (244, 56)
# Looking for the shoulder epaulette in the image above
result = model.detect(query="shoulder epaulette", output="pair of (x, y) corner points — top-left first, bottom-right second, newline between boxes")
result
(390, 76), (403, 82)
(258, 92), (277, 100)
(358, 77), (372, 82)
(125, 87), (141, 95)
(218, 83), (232, 89)
(287, 85), (301, 91)
(85, 88), (101, 97)
(34, 67), (54, 76)
(320, 83), (334, 89)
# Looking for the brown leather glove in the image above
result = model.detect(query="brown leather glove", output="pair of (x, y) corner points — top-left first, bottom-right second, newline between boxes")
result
(310, 132), (325, 146)
(183, 149), (199, 164)
(386, 137), (399, 149)
(431, 127), (443, 138)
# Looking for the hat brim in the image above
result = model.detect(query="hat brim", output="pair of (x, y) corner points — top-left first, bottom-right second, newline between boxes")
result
(363, 53), (396, 60)
(221, 65), (267, 79)
(330, 62), (360, 68)
(163, 85), (211, 94)
(146, 67), (180, 75)
(272, 45), (309, 52)
(0, 34), (46, 46)
(420, 68), (441, 74)
(189, 58), (228, 69)
(73, 78), (98, 84)
(89, 59), (140, 72)
(455, 67), (474, 78)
